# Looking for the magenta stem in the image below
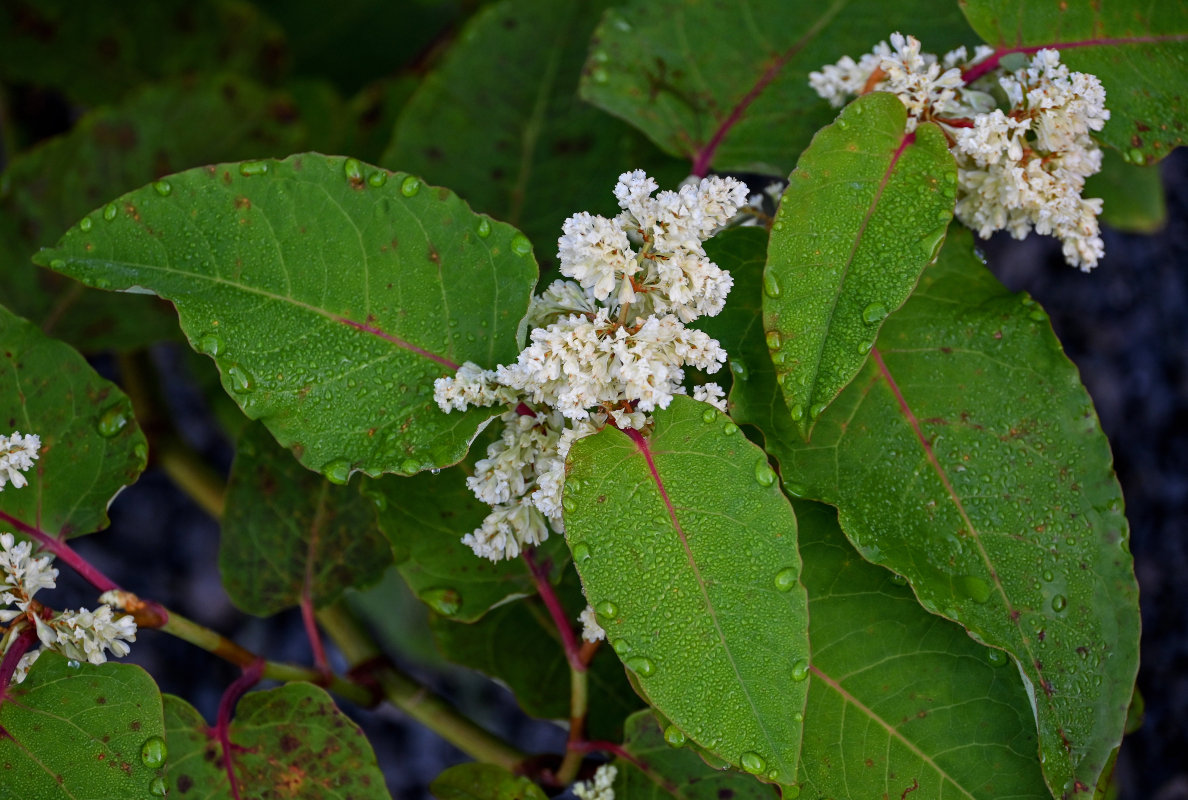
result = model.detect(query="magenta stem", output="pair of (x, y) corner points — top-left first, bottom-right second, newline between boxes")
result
(521, 549), (585, 673)
(0, 510), (117, 593)
(300, 593), (331, 678)
(0, 626), (38, 698)
(212, 659), (265, 800)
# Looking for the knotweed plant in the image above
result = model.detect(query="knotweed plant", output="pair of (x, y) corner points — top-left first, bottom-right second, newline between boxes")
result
(0, 2), (1169, 799)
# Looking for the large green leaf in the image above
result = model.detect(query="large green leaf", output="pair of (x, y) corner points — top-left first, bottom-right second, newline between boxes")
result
(382, 0), (686, 254)
(0, 0), (286, 105)
(35, 153), (539, 480)
(765, 93), (955, 431)
(610, 710), (779, 799)
(795, 499), (1050, 799)
(760, 230), (1139, 798)
(163, 685), (388, 799)
(961, 0), (1188, 164)
(430, 763), (547, 800)
(430, 569), (640, 743)
(565, 396), (808, 787)
(372, 466), (566, 622)
(0, 305), (146, 538)
(219, 422), (393, 617)
(0, 75), (312, 351)
(579, 0), (973, 175)
(0, 653), (167, 799)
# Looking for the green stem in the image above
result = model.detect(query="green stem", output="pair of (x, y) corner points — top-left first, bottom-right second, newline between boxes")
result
(555, 664), (589, 786)
(158, 609), (374, 707)
(317, 601), (526, 771)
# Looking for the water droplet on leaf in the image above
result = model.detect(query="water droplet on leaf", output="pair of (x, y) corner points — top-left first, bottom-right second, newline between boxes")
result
(987, 648), (1008, 667)
(765, 331), (781, 350)
(400, 458), (420, 474)
(400, 175), (421, 196)
(97, 405), (128, 438)
(140, 736), (167, 769)
(153, 180), (172, 197)
(511, 234), (532, 256)
(625, 656), (655, 676)
(663, 725), (686, 747)
(611, 639), (630, 655)
(368, 170), (388, 187)
(722, 422), (738, 435)
(754, 462), (777, 488)
(343, 158), (364, 183)
(103, 203), (118, 221)
(476, 218), (492, 238)
(225, 364), (254, 393)
(1051, 594), (1068, 612)
(763, 272), (781, 298)
(197, 334), (223, 356)
(862, 303), (888, 324)
(561, 496), (577, 514)
(701, 407), (718, 423)
(595, 600), (618, 618)
(572, 542), (591, 562)
(739, 751), (766, 774)
(149, 777), (168, 797)
(79, 217), (93, 232)
(791, 658), (810, 681)
(323, 459), (352, 485)
(774, 567), (798, 592)
(239, 160), (268, 176)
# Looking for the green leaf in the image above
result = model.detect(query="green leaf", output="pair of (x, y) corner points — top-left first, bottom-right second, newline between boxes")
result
(35, 153), (539, 479)
(611, 710), (779, 799)
(0, 652), (167, 799)
(765, 93), (955, 430)
(579, 0), (973, 174)
(163, 684), (388, 800)
(0, 305), (147, 538)
(430, 567), (639, 743)
(382, 0), (686, 253)
(1083, 148), (1167, 234)
(763, 229), (1139, 797)
(566, 395), (808, 786)
(0, 0), (286, 105)
(961, 0), (1188, 164)
(219, 421), (393, 617)
(795, 499), (1050, 799)
(372, 466), (554, 622)
(430, 763), (548, 800)
(0, 75), (313, 351)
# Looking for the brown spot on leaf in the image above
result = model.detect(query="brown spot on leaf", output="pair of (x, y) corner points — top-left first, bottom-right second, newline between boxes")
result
(235, 196), (251, 210)
(177, 774), (194, 794)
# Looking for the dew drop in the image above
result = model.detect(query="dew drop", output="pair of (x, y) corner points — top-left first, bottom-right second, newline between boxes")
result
(140, 736), (167, 769)
(323, 459), (352, 485)
(67, 659), (80, 669)
(701, 407), (718, 423)
(611, 639), (631, 655)
(50, 258), (66, 270)
(79, 217), (93, 232)
(103, 203), (118, 221)
(400, 175), (422, 196)
(97, 404), (128, 438)
(476, 218), (492, 238)
(987, 648), (1008, 667)
(889, 573), (908, 586)
(561, 495), (577, 514)
(784, 482), (807, 497)
(774, 567), (798, 592)
(754, 461), (777, 488)
(762, 271), (781, 298)
(343, 158), (364, 183)
(809, 401), (828, 419)
(197, 334), (223, 356)
(591, 67), (609, 83)
(422, 587), (461, 616)
(791, 658), (810, 682)
(1051, 594), (1068, 612)
(153, 180), (172, 197)
(400, 458), (420, 474)
(730, 359), (749, 380)
(765, 331), (781, 350)
(771, 351), (786, 365)
(625, 656), (655, 676)
(239, 160), (269, 176)
(663, 725), (686, 747)
(836, 118), (848, 129)
(149, 777), (168, 797)
(595, 600), (619, 618)
(1127, 147), (1145, 164)
(510, 234), (532, 256)
(857, 340), (873, 354)
(722, 422), (739, 435)
(788, 404), (805, 421)
(368, 170), (388, 187)
(1042, 569), (1055, 582)
(920, 227), (945, 262)
(739, 751), (766, 774)
(572, 542), (591, 562)
(225, 363), (254, 393)
(861, 302), (888, 324)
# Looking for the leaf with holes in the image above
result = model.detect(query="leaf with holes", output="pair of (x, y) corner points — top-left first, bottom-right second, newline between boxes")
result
(580, 0), (973, 175)
(610, 710), (779, 799)
(430, 568), (639, 743)
(430, 763), (548, 800)
(565, 395), (807, 787)
(794, 499), (1050, 799)
(766, 229), (1139, 798)
(162, 685), (388, 800)
(219, 422), (393, 617)
(35, 153), (539, 480)
(961, 0), (1188, 164)
(0, 305), (146, 539)
(0, 653), (167, 798)
(765, 93), (955, 431)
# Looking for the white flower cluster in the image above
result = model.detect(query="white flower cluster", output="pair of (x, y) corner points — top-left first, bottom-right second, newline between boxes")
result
(0, 431), (40, 490)
(810, 35), (1110, 270)
(579, 604), (606, 643)
(1, 532), (137, 683)
(434, 171), (743, 561)
(573, 764), (618, 800)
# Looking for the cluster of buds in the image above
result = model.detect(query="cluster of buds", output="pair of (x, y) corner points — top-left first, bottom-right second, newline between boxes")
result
(810, 34), (1111, 270)
(434, 171), (746, 562)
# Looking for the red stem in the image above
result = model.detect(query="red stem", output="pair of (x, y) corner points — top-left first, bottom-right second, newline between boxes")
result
(300, 593), (331, 679)
(0, 626), (38, 698)
(521, 548), (585, 673)
(211, 659), (265, 800)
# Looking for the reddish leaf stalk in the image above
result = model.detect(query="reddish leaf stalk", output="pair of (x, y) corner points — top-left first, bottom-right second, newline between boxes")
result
(300, 593), (332, 680)
(521, 548), (585, 673)
(211, 658), (265, 800)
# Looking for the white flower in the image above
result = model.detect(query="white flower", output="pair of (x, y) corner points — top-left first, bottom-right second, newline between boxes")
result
(573, 764), (618, 800)
(579, 605), (606, 643)
(433, 362), (511, 413)
(524, 280), (598, 330)
(1, 532), (58, 613)
(40, 604), (137, 666)
(693, 383), (727, 412)
(12, 648), (40, 684)
(461, 500), (550, 562)
(0, 431), (40, 490)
